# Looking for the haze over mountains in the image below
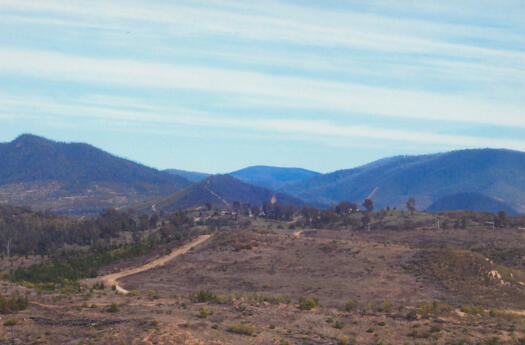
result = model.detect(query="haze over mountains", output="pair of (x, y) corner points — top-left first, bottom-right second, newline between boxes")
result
(1, 134), (524, 215)
(230, 166), (320, 190)
(164, 169), (211, 182)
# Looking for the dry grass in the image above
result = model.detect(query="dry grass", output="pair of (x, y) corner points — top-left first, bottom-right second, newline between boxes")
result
(2, 226), (525, 344)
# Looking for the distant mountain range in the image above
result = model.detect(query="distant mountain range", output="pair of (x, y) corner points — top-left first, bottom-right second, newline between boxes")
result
(230, 166), (320, 190)
(0, 134), (191, 214)
(139, 174), (305, 213)
(164, 169), (211, 182)
(164, 165), (320, 189)
(1, 134), (524, 215)
(279, 149), (525, 214)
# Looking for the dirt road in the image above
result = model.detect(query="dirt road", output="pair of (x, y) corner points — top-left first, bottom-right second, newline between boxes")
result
(99, 234), (211, 294)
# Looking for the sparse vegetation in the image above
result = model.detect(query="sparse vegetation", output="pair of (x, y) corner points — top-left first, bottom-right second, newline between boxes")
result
(3, 317), (19, 326)
(227, 323), (256, 336)
(191, 289), (216, 303)
(0, 291), (28, 314)
(345, 298), (358, 311)
(199, 307), (209, 318)
(298, 296), (319, 310)
(1, 202), (525, 344)
(107, 303), (119, 313)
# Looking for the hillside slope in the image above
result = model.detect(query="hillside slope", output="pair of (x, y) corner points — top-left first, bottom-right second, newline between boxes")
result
(148, 174), (305, 212)
(0, 134), (191, 214)
(281, 149), (525, 213)
(230, 165), (320, 190)
(426, 192), (518, 215)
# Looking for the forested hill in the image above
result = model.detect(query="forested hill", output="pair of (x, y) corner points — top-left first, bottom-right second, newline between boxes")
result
(0, 134), (191, 214)
(146, 174), (306, 212)
(280, 149), (525, 214)
(426, 192), (519, 215)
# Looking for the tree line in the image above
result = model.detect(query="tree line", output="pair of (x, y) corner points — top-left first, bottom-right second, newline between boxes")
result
(0, 205), (188, 257)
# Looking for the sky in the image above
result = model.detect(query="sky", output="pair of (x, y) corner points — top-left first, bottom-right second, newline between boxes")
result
(0, 0), (524, 173)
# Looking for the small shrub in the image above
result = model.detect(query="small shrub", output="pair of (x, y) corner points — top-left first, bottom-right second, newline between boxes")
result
(148, 290), (159, 300)
(3, 317), (18, 326)
(128, 290), (141, 297)
(92, 282), (105, 290)
(199, 307), (209, 319)
(334, 320), (344, 329)
(383, 300), (393, 313)
(107, 303), (119, 313)
(339, 336), (350, 345)
(298, 296), (319, 310)
(406, 309), (418, 321)
(460, 304), (485, 316)
(345, 298), (358, 311)
(227, 323), (256, 336)
(0, 291), (28, 314)
(191, 289), (216, 303)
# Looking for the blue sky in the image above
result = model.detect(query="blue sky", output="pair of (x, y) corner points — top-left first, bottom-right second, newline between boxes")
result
(0, 0), (524, 173)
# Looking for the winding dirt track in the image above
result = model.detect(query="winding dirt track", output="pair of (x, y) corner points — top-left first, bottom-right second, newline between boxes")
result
(99, 234), (211, 294)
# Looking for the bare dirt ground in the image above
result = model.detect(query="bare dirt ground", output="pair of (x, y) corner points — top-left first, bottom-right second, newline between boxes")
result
(2, 228), (525, 344)
(98, 234), (211, 294)
(120, 230), (439, 308)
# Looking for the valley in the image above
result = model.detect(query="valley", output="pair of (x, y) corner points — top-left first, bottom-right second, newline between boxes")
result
(1, 135), (525, 344)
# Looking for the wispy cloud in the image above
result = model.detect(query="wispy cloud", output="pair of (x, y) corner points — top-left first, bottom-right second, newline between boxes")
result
(0, 0), (523, 170)
(1, 47), (523, 128)
(2, 92), (524, 152)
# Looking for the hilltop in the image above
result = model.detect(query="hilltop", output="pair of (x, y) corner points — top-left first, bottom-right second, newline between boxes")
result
(0, 134), (191, 214)
(145, 174), (305, 212)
